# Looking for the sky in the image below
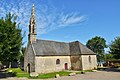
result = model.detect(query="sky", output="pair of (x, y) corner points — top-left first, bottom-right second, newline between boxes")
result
(0, 0), (120, 51)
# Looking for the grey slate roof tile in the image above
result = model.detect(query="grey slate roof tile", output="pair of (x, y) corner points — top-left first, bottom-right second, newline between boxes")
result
(32, 39), (70, 56)
(30, 39), (95, 56)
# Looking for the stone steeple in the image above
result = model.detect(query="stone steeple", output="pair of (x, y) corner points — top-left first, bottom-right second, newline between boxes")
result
(28, 4), (37, 43)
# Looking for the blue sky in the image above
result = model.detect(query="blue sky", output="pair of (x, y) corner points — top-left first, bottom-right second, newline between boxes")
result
(0, 0), (120, 51)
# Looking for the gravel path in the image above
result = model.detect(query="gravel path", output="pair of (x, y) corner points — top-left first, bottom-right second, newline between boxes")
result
(46, 71), (120, 80)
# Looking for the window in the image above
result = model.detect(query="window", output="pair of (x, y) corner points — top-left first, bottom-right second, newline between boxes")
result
(33, 25), (35, 33)
(56, 59), (60, 64)
(33, 28), (34, 33)
(89, 56), (91, 63)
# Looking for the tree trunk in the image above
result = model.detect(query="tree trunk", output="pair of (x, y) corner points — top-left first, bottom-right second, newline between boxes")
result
(9, 62), (11, 68)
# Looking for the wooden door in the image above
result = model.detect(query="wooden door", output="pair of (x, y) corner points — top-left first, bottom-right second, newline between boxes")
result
(65, 63), (68, 70)
(28, 63), (30, 73)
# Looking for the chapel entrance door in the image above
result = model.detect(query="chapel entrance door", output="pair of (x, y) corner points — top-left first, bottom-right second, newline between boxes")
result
(65, 63), (68, 70)
(28, 63), (30, 73)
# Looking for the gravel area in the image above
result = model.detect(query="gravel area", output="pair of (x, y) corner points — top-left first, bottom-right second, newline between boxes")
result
(46, 71), (120, 80)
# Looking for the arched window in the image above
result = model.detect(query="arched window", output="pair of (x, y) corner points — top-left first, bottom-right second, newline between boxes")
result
(33, 25), (34, 33)
(89, 56), (91, 63)
(56, 59), (60, 64)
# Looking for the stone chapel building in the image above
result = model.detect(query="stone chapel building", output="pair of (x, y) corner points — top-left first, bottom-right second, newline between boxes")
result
(24, 5), (97, 73)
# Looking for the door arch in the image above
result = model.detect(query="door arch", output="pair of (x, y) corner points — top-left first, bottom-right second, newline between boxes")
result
(27, 63), (30, 73)
(64, 63), (68, 70)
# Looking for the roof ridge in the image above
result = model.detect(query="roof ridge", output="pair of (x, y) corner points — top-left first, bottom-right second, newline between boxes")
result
(36, 39), (69, 43)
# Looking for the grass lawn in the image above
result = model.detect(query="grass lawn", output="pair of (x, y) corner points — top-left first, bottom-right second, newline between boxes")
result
(84, 70), (94, 72)
(7, 68), (29, 77)
(31, 71), (72, 79)
(6, 68), (93, 79)
(6, 68), (73, 79)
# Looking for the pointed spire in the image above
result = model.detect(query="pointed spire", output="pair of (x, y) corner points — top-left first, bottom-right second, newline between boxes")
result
(31, 4), (35, 16)
(28, 4), (37, 43)
(33, 4), (34, 6)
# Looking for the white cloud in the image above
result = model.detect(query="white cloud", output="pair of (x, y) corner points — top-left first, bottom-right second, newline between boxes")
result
(0, 0), (86, 35)
(62, 14), (85, 25)
(37, 4), (86, 34)
(0, 0), (31, 29)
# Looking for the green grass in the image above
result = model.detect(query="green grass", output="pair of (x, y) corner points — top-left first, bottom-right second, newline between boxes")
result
(6, 68), (94, 79)
(36, 71), (71, 79)
(7, 68), (25, 73)
(6, 68), (72, 79)
(7, 68), (29, 77)
(84, 70), (93, 72)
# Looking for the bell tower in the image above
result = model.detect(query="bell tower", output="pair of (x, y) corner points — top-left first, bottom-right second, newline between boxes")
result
(28, 4), (37, 43)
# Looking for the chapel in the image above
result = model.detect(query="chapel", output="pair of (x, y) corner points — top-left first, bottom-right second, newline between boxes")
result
(24, 5), (97, 73)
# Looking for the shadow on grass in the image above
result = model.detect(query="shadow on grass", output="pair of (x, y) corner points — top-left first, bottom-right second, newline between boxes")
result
(0, 70), (16, 79)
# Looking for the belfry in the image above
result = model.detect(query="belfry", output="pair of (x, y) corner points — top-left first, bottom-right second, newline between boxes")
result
(28, 4), (37, 43)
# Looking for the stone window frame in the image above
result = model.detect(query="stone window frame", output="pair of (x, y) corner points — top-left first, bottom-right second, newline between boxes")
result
(89, 56), (91, 63)
(56, 59), (60, 65)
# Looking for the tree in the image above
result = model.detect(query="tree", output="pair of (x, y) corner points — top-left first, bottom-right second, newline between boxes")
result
(0, 13), (23, 67)
(109, 37), (120, 59)
(105, 53), (114, 61)
(20, 47), (26, 63)
(86, 36), (107, 62)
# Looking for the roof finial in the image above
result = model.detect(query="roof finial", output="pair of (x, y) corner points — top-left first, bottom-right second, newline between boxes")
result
(32, 4), (34, 7)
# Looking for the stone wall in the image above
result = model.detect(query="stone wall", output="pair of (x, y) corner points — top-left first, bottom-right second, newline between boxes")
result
(24, 44), (35, 72)
(24, 45), (29, 72)
(35, 56), (71, 73)
(81, 55), (97, 70)
(70, 55), (82, 70)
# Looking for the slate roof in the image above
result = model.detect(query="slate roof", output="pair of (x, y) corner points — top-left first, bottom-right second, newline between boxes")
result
(32, 39), (70, 56)
(78, 42), (95, 54)
(31, 39), (96, 56)
(69, 41), (95, 55)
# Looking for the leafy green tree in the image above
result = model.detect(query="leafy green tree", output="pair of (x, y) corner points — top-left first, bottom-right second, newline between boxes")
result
(105, 53), (114, 61)
(86, 36), (107, 62)
(0, 13), (23, 67)
(20, 47), (26, 63)
(109, 37), (120, 59)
